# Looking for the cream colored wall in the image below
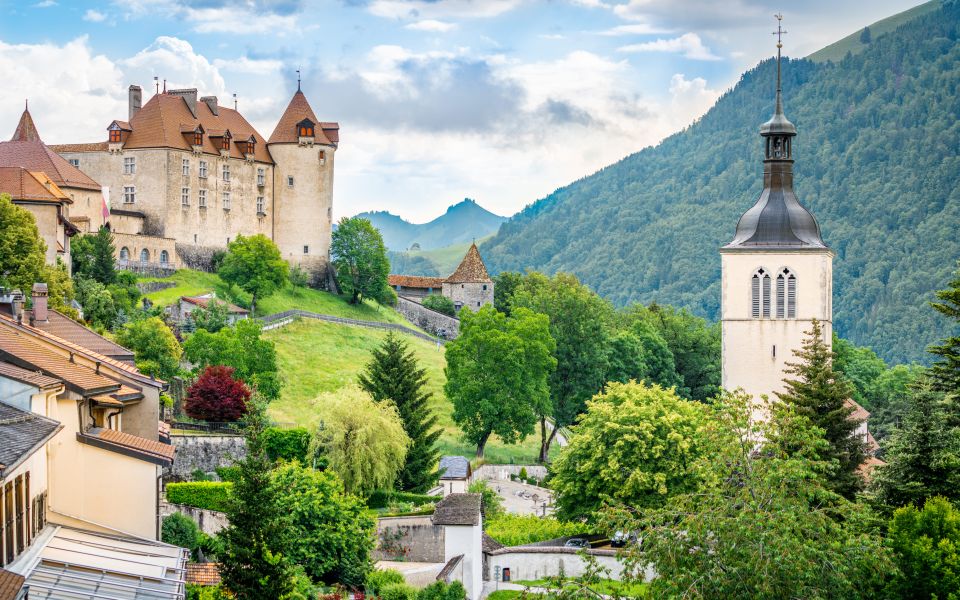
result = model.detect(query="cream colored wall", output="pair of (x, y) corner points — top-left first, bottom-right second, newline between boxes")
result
(63, 185), (106, 232)
(270, 142), (334, 277)
(720, 250), (833, 405)
(113, 231), (178, 269)
(19, 203), (61, 266)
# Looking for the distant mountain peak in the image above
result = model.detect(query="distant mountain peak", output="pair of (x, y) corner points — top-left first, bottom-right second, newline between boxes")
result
(354, 199), (508, 251)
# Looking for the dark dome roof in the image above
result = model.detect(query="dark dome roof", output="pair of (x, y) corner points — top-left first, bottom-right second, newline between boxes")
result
(725, 182), (826, 249)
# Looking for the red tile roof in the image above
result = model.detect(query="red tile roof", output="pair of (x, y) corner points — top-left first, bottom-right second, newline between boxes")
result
(182, 296), (248, 314)
(24, 309), (135, 362)
(85, 427), (175, 464)
(11, 108), (40, 142)
(444, 243), (492, 283)
(0, 109), (102, 191)
(268, 90), (336, 146)
(0, 568), (25, 600)
(389, 275), (446, 289)
(0, 167), (71, 204)
(185, 563), (221, 586)
(49, 142), (109, 153)
(0, 361), (62, 389)
(844, 398), (870, 421)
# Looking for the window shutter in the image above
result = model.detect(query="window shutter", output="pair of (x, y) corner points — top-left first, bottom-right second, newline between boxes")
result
(787, 275), (797, 318)
(776, 275), (786, 318)
(751, 275), (761, 318)
(762, 275), (771, 318)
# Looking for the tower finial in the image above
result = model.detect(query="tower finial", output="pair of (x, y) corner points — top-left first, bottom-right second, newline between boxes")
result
(24, 99), (28, 111)
(296, 67), (301, 92)
(772, 13), (787, 116)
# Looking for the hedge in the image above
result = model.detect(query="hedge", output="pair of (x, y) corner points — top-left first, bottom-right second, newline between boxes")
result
(166, 481), (232, 512)
(485, 514), (589, 547)
(263, 427), (311, 463)
(215, 466), (241, 483)
(367, 490), (439, 509)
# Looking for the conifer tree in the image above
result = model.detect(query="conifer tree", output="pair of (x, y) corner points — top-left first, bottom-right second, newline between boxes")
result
(777, 318), (866, 499)
(873, 378), (960, 511)
(219, 399), (294, 599)
(358, 333), (440, 492)
(928, 262), (960, 420)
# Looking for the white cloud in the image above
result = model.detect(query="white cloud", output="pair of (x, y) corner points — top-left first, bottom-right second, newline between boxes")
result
(33, 0), (57, 7)
(618, 33), (721, 60)
(666, 73), (720, 128)
(404, 19), (458, 33)
(121, 36), (228, 96)
(182, 7), (298, 34)
(597, 23), (671, 36)
(539, 33), (566, 40)
(83, 9), (108, 22)
(613, 0), (765, 29)
(212, 56), (284, 75)
(367, 0), (524, 20)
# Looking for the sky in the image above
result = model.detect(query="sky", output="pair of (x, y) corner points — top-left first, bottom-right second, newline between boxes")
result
(0, 0), (926, 222)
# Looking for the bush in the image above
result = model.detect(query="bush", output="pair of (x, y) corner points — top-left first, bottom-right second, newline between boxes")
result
(416, 581), (466, 600)
(215, 466), (241, 483)
(263, 427), (311, 463)
(186, 584), (230, 600)
(887, 496), (960, 598)
(191, 468), (211, 482)
(366, 490), (438, 509)
(445, 581), (466, 600)
(166, 481), (232, 512)
(519, 467), (528, 480)
(161, 512), (200, 552)
(184, 365), (251, 422)
(366, 569), (405, 595)
(468, 480), (504, 520)
(485, 514), (589, 547)
(422, 294), (455, 316)
(381, 582), (417, 600)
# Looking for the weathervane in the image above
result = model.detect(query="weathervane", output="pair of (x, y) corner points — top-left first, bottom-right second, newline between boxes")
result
(296, 67), (301, 92)
(772, 13), (787, 97)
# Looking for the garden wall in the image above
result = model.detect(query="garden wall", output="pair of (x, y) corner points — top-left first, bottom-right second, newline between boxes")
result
(473, 465), (548, 482)
(160, 502), (229, 536)
(375, 515), (445, 562)
(165, 434), (247, 481)
(396, 297), (460, 339)
(486, 547), (627, 582)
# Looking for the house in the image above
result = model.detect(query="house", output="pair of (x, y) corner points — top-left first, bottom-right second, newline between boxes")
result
(432, 494), (483, 600)
(170, 293), (249, 327)
(389, 243), (495, 313)
(439, 456), (472, 496)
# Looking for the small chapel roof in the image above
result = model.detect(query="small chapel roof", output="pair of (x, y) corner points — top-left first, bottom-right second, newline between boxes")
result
(444, 244), (492, 284)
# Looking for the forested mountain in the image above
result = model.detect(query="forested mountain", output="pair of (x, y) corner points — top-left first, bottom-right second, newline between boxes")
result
(482, 0), (960, 364)
(356, 199), (506, 251)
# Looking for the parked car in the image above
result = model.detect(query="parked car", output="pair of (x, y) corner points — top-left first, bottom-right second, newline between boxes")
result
(610, 531), (638, 548)
(564, 538), (591, 549)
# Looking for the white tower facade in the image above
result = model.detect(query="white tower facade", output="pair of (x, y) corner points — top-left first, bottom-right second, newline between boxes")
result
(720, 33), (834, 408)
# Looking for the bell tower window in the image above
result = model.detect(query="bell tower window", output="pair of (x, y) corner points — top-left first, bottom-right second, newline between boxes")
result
(751, 268), (772, 319)
(775, 268), (798, 319)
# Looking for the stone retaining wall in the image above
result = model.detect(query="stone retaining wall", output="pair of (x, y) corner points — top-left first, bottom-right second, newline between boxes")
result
(473, 465), (548, 482)
(375, 515), (445, 563)
(487, 547), (629, 582)
(160, 502), (229, 536)
(165, 434), (247, 481)
(137, 281), (177, 294)
(396, 297), (460, 339)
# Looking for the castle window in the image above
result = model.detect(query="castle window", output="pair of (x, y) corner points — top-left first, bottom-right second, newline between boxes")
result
(182, 158), (190, 176)
(109, 129), (122, 143)
(257, 167), (265, 187)
(303, 245), (309, 254)
(194, 131), (203, 146)
(198, 189), (207, 208)
(751, 268), (772, 318)
(140, 248), (150, 263)
(119, 247), (129, 261)
(482, 284), (488, 291)
(287, 176), (294, 187)
(160, 250), (169, 265)
(221, 136), (230, 151)
(222, 164), (230, 182)
(297, 119), (315, 138)
(68, 158), (80, 168)
(222, 191), (231, 211)
(199, 160), (208, 178)
(319, 150), (326, 165)
(256, 196), (264, 214)
(123, 156), (136, 175)
(122, 186), (136, 204)
(181, 187), (190, 206)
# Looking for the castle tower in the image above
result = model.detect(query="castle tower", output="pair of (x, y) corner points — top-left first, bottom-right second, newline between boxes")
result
(720, 21), (833, 409)
(267, 85), (339, 283)
(442, 243), (494, 312)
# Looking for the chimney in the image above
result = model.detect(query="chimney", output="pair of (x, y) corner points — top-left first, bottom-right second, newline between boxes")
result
(128, 85), (142, 121)
(32, 283), (49, 324)
(200, 96), (219, 116)
(169, 88), (198, 117)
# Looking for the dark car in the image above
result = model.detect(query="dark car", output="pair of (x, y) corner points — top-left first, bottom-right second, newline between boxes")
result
(610, 531), (638, 548)
(564, 538), (591, 549)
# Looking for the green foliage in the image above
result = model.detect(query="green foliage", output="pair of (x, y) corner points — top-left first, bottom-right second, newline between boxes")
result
(482, 4), (960, 365)
(215, 466), (241, 483)
(485, 515), (589, 547)
(777, 319), (866, 499)
(551, 381), (706, 520)
(186, 584), (231, 600)
(607, 390), (894, 599)
(218, 234), (288, 314)
(929, 261), (960, 401)
(358, 332), (441, 492)
(422, 293), (455, 316)
(308, 386), (410, 495)
(71, 226), (116, 285)
(288, 264), (310, 289)
(39, 259), (76, 318)
(365, 569), (406, 595)
(166, 482), (232, 512)
(0, 193), (46, 292)
(262, 427), (311, 464)
(272, 461), (376, 587)
(331, 217), (391, 305)
(365, 490), (438, 509)
(468, 479), (505, 521)
(492, 271), (524, 316)
(381, 582), (417, 600)
(191, 298), (230, 333)
(183, 319), (282, 400)
(444, 581), (466, 600)
(887, 496), (960, 599)
(639, 304), (720, 401)
(116, 316), (182, 380)
(445, 306), (556, 458)
(161, 512), (201, 553)
(74, 276), (117, 329)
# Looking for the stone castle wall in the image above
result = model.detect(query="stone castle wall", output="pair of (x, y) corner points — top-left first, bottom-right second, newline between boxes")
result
(164, 434), (247, 481)
(396, 297), (460, 338)
(375, 515), (446, 562)
(443, 281), (494, 312)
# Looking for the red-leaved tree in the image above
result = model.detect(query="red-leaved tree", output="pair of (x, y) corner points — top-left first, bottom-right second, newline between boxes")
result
(184, 365), (251, 422)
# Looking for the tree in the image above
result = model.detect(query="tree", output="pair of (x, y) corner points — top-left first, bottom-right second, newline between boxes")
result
(190, 298), (230, 333)
(605, 390), (894, 599)
(421, 294), (455, 317)
(331, 217), (390, 304)
(71, 226), (116, 285)
(308, 386), (410, 496)
(887, 496), (960, 599)
(444, 306), (556, 458)
(272, 462), (376, 587)
(467, 480), (504, 521)
(928, 261), (960, 404)
(492, 271), (525, 316)
(184, 365), (251, 422)
(183, 319), (282, 400)
(218, 234), (288, 315)
(39, 259), (77, 319)
(604, 330), (649, 386)
(776, 318), (866, 499)
(74, 276), (117, 329)
(161, 513), (201, 558)
(834, 334), (888, 408)
(116, 316), (182, 380)
(860, 26), (872, 44)
(219, 400), (295, 599)
(510, 272), (614, 462)
(872, 378), (960, 511)
(628, 319), (684, 390)
(551, 382), (706, 521)
(358, 333), (441, 493)
(0, 193), (45, 292)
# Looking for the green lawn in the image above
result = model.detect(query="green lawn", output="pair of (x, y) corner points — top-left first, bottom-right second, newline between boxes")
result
(265, 318), (550, 465)
(514, 578), (648, 597)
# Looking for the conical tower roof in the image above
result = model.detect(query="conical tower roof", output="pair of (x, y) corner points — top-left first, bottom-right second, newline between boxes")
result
(11, 106), (41, 142)
(268, 90), (332, 145)
(0, 107), (101, 191)
(445, 243), (492, 283)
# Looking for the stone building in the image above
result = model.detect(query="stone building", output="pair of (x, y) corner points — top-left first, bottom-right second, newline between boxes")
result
(52, 82), (338, 281)
(389, 243), (494, 313)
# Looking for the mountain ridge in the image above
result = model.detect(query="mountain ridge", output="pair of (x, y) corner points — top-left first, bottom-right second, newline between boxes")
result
(355, 199), (507, 251)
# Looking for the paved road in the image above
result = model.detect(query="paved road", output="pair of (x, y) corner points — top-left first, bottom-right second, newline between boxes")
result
(490, 479), (554, 516)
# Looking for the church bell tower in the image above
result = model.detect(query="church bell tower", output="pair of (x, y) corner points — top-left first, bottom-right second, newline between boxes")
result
(720, 16), (834, 409)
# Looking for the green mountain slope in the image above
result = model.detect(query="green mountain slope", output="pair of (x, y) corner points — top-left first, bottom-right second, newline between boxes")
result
(356, 198), (506, 251)
(808, 0), (941, 63)
(482, 1), (960, 364)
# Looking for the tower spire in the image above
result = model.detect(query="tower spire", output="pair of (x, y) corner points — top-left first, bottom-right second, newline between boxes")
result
(296, 67), (301, 92)
(773, 13), (787, 118)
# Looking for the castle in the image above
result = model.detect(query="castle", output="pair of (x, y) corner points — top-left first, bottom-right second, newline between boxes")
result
(38, 82), (339, 281)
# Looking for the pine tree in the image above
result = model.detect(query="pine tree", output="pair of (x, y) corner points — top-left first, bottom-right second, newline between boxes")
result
(358, 332), (441, 492)
(218, 399), (294, 599)
(873, 378), (960, 511)
(929, 262), (960, 421)
(777, 319), (867, 499)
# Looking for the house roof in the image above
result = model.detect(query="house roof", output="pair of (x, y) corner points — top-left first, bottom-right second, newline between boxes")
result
(49, 142), (109, 153)
(0, 361), (62, 390)
(0, 109), (102, 192)
(444, 244), (492, 284)
(439, 455), (470, 479)
(0, 569), (25, 600)
(844, 398), (870, 422)
(268, 90), (336, 146)
(23, 309), (135, 363)
(482, 533), (505, 554)
(182, 295), (249, 314)
(81, 427), (175, 465)
(0, 401), (62, 478)
(388, 275), (446, 289)
(0, 167), (71, 205)
(433, 493), (482, 526)
(186, 563), (221, 586)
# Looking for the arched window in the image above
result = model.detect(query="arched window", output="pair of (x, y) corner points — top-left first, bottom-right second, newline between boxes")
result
(751, 268), (772, 318)
(140, 248), (150, 263)
(776, 268), (798, 319)
(160, 250), (169, 265)
(119, 247), (129, 261)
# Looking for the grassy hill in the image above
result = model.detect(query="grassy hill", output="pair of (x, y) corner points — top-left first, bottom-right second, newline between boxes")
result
(266, 318), (552, 465)
(389, 236), (495, 278)
(807, 0), (941, 63)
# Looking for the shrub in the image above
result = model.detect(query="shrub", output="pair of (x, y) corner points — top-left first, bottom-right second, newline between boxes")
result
(422, 294), (455, 316)
(161, 512), (200, 552)
(215, 466), (241, 483)
(191, 468), (211, 482)
(184, 365), (251, 422)
(366, 569), (405, 595)
(263, 427), (311, 463)
(468, 480), (504, 520)
(381, 582), (417, 600)
(519, 467), (528, 480)
(166, 481), (232, 512)
(445, 581), (466, 600)
(186, 584), (230, 600)
(367, 490), (438, 509)
(887, 496), (960, 598)
(416, 581), (466, 600)
(485, 514), (589, 547)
